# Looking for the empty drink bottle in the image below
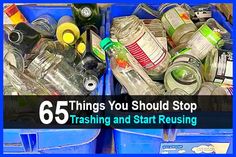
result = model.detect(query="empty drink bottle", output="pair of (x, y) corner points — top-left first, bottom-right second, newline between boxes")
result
(8, 22), (41, 55)
(100, 38), (164, 95)
(111, 15), (170, 80)
(75, 29), (106, 79)
(72, 4), (102, 32)
(159, 3), (197, 45)
(31, 14), (57, 38)
(56, 16), (80, 45)
(27, 50), (98, 95)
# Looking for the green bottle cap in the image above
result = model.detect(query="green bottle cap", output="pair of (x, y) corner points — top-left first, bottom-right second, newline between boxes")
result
(100, 37), (113, 50)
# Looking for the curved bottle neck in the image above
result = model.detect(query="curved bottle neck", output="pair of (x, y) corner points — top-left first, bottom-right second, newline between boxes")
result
(8, 30), (24, 44)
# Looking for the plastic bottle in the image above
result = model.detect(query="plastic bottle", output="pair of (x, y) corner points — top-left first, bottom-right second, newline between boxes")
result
(8, 22), (41, 55)
(27, 50), (97, 95)
(56, 16), (80, 45)
(75, 29), (106, 79)
(4, 4), (28, 25)
(112, 15), (170, 80)
(31, 14), (57, 38)
(100, 38), (163, 95)
(204, 47), (233, 87)
(71, 4), (102, 31)
(159, 3), (197, 45)
(164, 54), (203, 95)
(187, 18), (229, 60)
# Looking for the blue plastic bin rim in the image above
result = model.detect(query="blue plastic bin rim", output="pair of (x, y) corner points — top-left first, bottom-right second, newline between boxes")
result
(114, 129), (163, 138)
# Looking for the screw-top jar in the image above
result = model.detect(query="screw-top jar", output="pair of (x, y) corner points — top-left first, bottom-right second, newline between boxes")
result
(27, 50), (97, 95)
(187, 18), (229, 60)
(204, 47), (233, 87)
(164, 54), (203, 95)
(112, 15), (170, 80)
(159, 3), (197, 45)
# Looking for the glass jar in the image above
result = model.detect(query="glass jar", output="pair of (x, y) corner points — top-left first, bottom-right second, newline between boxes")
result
(164, 54), (203, 95)
(25, 38), (81, 66)
(4, 43), (50, 95)
(27, 50), (98, 95)
(113, 15), (170, 80)
(212, 86), (233, 95)
(204, 47), (233, 87)
(31, 14), (57, 38)
(197, 82), (218, 95)
(159, 3), (197, 45)
(187, 18), (229, 60)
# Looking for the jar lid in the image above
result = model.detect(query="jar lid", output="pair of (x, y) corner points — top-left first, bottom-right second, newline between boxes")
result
(62, 30), (75, 44)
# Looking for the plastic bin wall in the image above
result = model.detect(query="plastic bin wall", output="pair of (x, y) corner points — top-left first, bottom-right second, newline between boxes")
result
(3, 5), (107, 154)
(105, 4), (233, 154)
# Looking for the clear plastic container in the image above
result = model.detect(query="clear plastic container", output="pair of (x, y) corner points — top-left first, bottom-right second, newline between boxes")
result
(31, 14), (57, 38)
(159, 3), (197, 45)
(187, 18), (229, 60)
(27, 50), (98, 95)
(165, 88), (188, 95)
(164, 54), (203, 95)
(204, 47), (233, 87)
(111, 15), (170, 80)
(100, 38), (164, 95)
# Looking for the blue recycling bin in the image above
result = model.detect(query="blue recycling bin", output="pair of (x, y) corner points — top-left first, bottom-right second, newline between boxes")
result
(105, 4), (233, 154)
(3, 5), (106, 154)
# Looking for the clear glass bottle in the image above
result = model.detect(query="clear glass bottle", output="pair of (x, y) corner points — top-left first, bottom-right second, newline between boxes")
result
(159, 3), (197, 45)
(204, 46), (233, 87)
(112, 15), (170, 80)
(31, 14), (57, 38)
(164, 54), (203, 95)
(27, 50), (98, 95)
(100, 38), (163, 95)
(187, 18), (229, 60)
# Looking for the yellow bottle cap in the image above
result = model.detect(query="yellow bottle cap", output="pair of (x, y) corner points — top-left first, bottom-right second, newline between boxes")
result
(62, 30), (75, 44)
(76, 42), (86, 54)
